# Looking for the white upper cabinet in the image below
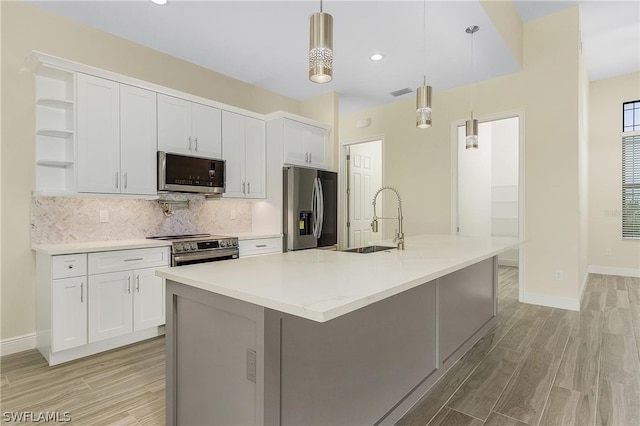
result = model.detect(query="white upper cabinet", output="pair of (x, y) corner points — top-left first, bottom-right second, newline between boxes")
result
(222, 111), (266, 199)
(158, 94), (222, 159)
(77, 74), (121, 193)
(120, 84), (157, 195)
(283, 118), (328, 169)
(77, 74), (157, 195)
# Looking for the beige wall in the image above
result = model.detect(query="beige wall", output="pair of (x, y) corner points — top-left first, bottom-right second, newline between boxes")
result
(341, 8), (586, 308)
(0, 2), (335, 341)
(588, 72), (640, 271)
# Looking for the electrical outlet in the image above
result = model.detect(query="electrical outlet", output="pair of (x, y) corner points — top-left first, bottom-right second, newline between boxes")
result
(555, 270), (564, 281)
(99, 210), (109, 223)
(605, 248), (613, 256)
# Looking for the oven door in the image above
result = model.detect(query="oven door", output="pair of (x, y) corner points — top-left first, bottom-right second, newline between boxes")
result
(172, 249), (239, 267)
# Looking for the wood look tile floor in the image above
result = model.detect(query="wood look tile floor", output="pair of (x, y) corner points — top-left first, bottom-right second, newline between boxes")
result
(398, 269), (640, 426)
(1, 268), (639, 426)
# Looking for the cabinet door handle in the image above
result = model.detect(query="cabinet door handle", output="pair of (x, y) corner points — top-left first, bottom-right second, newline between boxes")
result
(115, 172), (119, 189)
(124, 258), (144, 262)
(80, 283), (84, 303)
(247, 182), (250, 194)
(188, 136), (192, 150)
(305, 152), (309, 163)
(124, 172), (128, 189)
(127, 276), (131, 294)
(309, 152), (312, 163)
(242, 182), (246, 194)
(194, 137), (198, 152)
(136, 275), (140, 292)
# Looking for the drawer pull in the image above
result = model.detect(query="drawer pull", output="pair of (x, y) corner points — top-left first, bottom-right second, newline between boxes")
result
(255, 244), (267, 248)
(80, 283), (84, 303)
(124, 258), (144, 262)
(67, 264), (75, 269)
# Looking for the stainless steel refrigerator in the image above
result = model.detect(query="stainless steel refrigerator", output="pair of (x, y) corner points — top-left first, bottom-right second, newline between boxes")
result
(283, 166), (338, 251)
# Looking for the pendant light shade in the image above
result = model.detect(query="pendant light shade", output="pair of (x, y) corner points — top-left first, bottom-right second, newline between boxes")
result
(416, 83), (432, 128)
(465, 115), (478, 149)
(465, 25), (479, 149)
(309, 7), (333, 83)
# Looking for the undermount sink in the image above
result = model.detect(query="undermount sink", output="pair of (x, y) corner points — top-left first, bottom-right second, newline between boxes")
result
(341, 245), (396, 254)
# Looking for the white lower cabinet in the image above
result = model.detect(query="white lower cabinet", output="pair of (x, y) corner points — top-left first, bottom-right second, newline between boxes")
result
(88, 267), (165, 342)
(88, 271), (133, 343)
(133, 268), (165, 331)
(36, 246), (169, 365)
(51, 276), (87, 352)
(238, 236), (282, 257)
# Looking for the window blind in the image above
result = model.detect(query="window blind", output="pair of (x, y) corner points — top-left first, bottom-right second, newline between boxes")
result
(623, 133), (640, 238)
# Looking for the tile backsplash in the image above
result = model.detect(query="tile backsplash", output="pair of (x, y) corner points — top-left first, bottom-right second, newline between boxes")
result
(31, 193), (253, 244)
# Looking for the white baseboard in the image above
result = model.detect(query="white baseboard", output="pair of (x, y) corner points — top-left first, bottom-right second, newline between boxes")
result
(521, 292), (580, 311)
(588, 265), (640, 278)
(1, 333), (37, 356)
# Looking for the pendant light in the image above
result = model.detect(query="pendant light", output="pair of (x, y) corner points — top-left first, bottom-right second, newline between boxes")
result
(465, 25), (479, 149)
(416, 0), (432, 128)
(309, 0), (333, 83)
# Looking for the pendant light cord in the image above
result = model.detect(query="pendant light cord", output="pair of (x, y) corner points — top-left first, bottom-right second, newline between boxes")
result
(423, 0), (427, 83)
(320, 0), (323, 13)
(470, 28), (475, 117)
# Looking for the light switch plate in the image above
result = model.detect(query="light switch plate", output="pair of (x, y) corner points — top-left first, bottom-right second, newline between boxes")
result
(99, 210), (109, 223)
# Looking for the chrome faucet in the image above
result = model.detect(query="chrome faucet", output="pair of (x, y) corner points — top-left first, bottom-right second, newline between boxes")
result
(371, 186), (404, 250)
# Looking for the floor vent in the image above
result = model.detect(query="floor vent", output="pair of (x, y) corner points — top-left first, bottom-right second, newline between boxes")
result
(390, 88), (412, 97)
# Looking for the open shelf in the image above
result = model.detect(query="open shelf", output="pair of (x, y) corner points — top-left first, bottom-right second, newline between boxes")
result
(36, 160), (74, 168)
(37, 129), (74, 138)
(36, 98), (74, 110)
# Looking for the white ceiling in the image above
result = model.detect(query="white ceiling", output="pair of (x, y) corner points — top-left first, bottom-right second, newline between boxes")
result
(27, 0), (639, 115)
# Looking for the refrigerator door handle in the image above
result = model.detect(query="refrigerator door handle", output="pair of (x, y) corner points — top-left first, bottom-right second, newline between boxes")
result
(317, 178), (324, 238)
(311, 178), (319, 238)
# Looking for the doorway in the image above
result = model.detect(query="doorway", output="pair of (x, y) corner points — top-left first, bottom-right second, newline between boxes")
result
(454, 115), (521, 267)
(342, 139), (383, 249)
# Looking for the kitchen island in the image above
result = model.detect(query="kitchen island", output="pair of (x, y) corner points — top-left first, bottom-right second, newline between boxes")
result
(156, 234), (520, 425)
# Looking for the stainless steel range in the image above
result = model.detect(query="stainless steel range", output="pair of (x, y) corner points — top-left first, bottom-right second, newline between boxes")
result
(148, 234), (239, 266)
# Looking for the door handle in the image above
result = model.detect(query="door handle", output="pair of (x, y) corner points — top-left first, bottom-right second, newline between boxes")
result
(136, 275), (140, 292)
(115, 172), (119, 189)
(188, 136), (192, 150)
(127, 276), (131, 294)
(194, 137), (198, 152)
(309, 152), (312, 163)
(80, 282), (84, 303)
(124, 172), (128, 189)
(247, 182), (250, 194)
(305, 152), (309, 163)
(242, 182), (246, 194)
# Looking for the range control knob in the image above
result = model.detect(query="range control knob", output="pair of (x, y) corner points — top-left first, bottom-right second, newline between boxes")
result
(190, 242), (198, 251)
(220, 240), (227, 248)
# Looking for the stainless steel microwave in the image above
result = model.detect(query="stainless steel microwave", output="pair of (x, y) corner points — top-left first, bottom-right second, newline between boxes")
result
(158, 151), (225, 195)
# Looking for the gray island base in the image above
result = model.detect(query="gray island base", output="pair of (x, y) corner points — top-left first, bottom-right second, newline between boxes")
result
(158, 235), (517, 425)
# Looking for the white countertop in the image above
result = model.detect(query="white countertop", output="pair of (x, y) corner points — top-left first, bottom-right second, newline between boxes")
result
(32, 239), (172, 255)
(156, 234), (521, 323)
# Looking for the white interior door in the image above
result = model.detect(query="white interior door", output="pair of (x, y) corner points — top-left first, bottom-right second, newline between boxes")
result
(347, 140), (382, 248)
(457, 117), (520, 266)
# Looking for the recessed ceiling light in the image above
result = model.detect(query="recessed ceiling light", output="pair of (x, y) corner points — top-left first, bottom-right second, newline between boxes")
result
(370, 53), (384, 61)
(150, 0), (167, 5)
